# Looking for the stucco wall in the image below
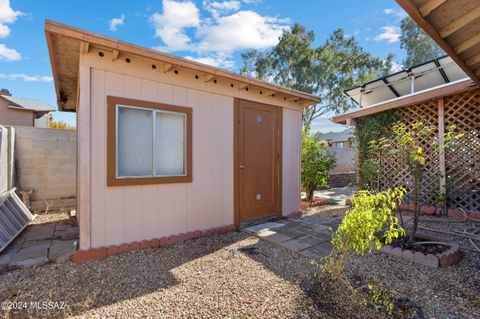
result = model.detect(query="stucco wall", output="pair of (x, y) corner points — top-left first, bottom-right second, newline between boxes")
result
(14, 127), (76, 202)
(78, 51), (305, 249)
(326, 147), (355, 174)
(0, 98), (34, 127)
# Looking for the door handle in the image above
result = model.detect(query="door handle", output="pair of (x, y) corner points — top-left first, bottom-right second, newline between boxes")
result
(239, 164), (246, 169)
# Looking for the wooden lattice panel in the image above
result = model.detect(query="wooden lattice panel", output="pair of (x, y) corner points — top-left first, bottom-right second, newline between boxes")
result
(444, 89), (480, 212)
(366, 88), (480, 213)
(377, 99), (439, 206)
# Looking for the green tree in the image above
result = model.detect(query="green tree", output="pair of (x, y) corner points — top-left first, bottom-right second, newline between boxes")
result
(400, 16), (444, 68)
(240, 23), (393, 131)
(301, 132), (336, 201)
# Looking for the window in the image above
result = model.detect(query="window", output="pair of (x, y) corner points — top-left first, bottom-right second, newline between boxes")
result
(335, 142), (344, 148)
(107, 96), (192, 186)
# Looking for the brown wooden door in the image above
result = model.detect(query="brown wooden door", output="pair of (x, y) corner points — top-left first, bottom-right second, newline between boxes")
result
(235, 99), (281, 224)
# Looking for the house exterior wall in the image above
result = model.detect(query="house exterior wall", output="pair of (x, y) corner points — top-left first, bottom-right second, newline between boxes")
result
(0, 98), (34, 127)
(78, 50), (304, 249)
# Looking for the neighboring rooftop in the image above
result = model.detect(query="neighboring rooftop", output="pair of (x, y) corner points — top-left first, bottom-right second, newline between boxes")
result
(0, 89), (56, 112)
(317, 128), (354, 143)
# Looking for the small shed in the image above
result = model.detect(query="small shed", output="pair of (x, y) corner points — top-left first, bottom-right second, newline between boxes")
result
(45, 20), (319, 254)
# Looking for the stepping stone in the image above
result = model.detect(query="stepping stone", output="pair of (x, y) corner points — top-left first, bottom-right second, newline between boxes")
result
(243, 222), (285, 234)
(23, 224), (55, 241)
(49, 240), (77, 263)
(257, 230), (293, 243)
(280, 234), (330, 252)
(10, 245), (49, 268)
(301, 242), (333, 259)
(55, 226), (79, 240)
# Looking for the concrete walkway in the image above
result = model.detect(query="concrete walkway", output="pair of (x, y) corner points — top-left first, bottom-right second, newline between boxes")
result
(312, 187), (355, 205)
(243, 217), (342, 259)
(0, 220), (78, 272)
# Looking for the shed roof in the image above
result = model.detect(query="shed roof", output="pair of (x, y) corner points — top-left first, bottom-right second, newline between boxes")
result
(395, 0), (480, 85)
(45, 20), (320, 112)
(1, 95), (56, 112)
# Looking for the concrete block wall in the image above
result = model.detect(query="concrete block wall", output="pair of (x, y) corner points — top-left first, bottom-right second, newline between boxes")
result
(14, 127), (76, 203)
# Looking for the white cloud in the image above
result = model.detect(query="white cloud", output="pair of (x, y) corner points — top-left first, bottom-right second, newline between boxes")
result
(389, 61), (403, 73)
(0, 73), (53, 82)
(184, 53), (235, 68)
(149, 0), (200, 52)
(383, 8), (394, 15)
(149, 0), (289, 68)
(203, 0), (241, 18)
(383, 8), (406, 18)
(0, 43), (21, 61)
(0, 0), (23, 38)
(109, 14), (125, 31)
(374, 26), (401, 43)
(196, 10), (288, 52)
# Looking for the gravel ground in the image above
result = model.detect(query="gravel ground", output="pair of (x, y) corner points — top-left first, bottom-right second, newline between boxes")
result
(305, 209), (480, 319)
(0, 232), (326, 319)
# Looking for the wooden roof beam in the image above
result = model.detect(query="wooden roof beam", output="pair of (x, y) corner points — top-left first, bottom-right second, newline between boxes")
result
(419, 0), (447, 17)
(202, 74), (214, 82)
(439, 6), (480, 38)
(455, 33), (480, 54)
(466, 53), (480, 67)
(112, 49), (119, 62)
(237, 83), (248, 90)
(162, 63), (174, 73)
(79, 41), (89, 54)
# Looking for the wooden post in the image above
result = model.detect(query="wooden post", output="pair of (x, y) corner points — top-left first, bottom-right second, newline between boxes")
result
(438, 97), (446, 214)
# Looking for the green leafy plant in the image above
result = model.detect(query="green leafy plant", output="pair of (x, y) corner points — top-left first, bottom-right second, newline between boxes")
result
(379, 122), (463, 243)
(317, 188), (406, 314)
(301, 132), (336, 201)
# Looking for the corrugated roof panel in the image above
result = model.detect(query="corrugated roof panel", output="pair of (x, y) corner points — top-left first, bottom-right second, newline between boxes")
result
(344, 55), (470, 108)
(0, 189), (36, 253)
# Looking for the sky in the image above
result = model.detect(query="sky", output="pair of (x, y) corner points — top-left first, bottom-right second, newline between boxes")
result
(0, 0), (408, 132)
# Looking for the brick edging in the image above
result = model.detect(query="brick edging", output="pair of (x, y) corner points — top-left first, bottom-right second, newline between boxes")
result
(73, 224), (236, 263)
(399, 203), (480, 220)
(379, 234), (461, 268)
(287, 211), (302, 219)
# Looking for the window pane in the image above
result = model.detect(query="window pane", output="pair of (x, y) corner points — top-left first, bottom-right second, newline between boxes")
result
(117, 107), (153, 177)
(156, 112), (185, 176)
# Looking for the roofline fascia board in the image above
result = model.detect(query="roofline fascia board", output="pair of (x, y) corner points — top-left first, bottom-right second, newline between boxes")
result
(45, 20), (320, 105)
(395, 0), (480, 85)
(333, 78), (477, 124)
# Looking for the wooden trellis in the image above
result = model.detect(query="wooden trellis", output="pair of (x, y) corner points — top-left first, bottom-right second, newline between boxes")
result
(369, 88), (480, 213)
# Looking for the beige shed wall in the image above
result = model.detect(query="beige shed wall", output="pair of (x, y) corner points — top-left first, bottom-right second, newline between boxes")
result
(0, 98), (34, 127)
(78, 51), (305, 249)
(282, 108), (302, 216)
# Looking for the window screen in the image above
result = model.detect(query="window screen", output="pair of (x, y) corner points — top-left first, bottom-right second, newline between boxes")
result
(116, 105), (186, 178)
(156, 112), (185, 176)
(117, 107), (153, 177)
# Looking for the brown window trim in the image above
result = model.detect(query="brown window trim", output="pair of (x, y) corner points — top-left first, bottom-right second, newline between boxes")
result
(107, 96), (192, 186)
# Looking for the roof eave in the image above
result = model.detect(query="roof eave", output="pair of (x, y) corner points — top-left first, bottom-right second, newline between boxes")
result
(45, 20), (320, 111)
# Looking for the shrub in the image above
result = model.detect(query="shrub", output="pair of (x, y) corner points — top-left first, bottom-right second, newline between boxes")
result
(317, 187), (406, 314)
(301, 132), (335, 201)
